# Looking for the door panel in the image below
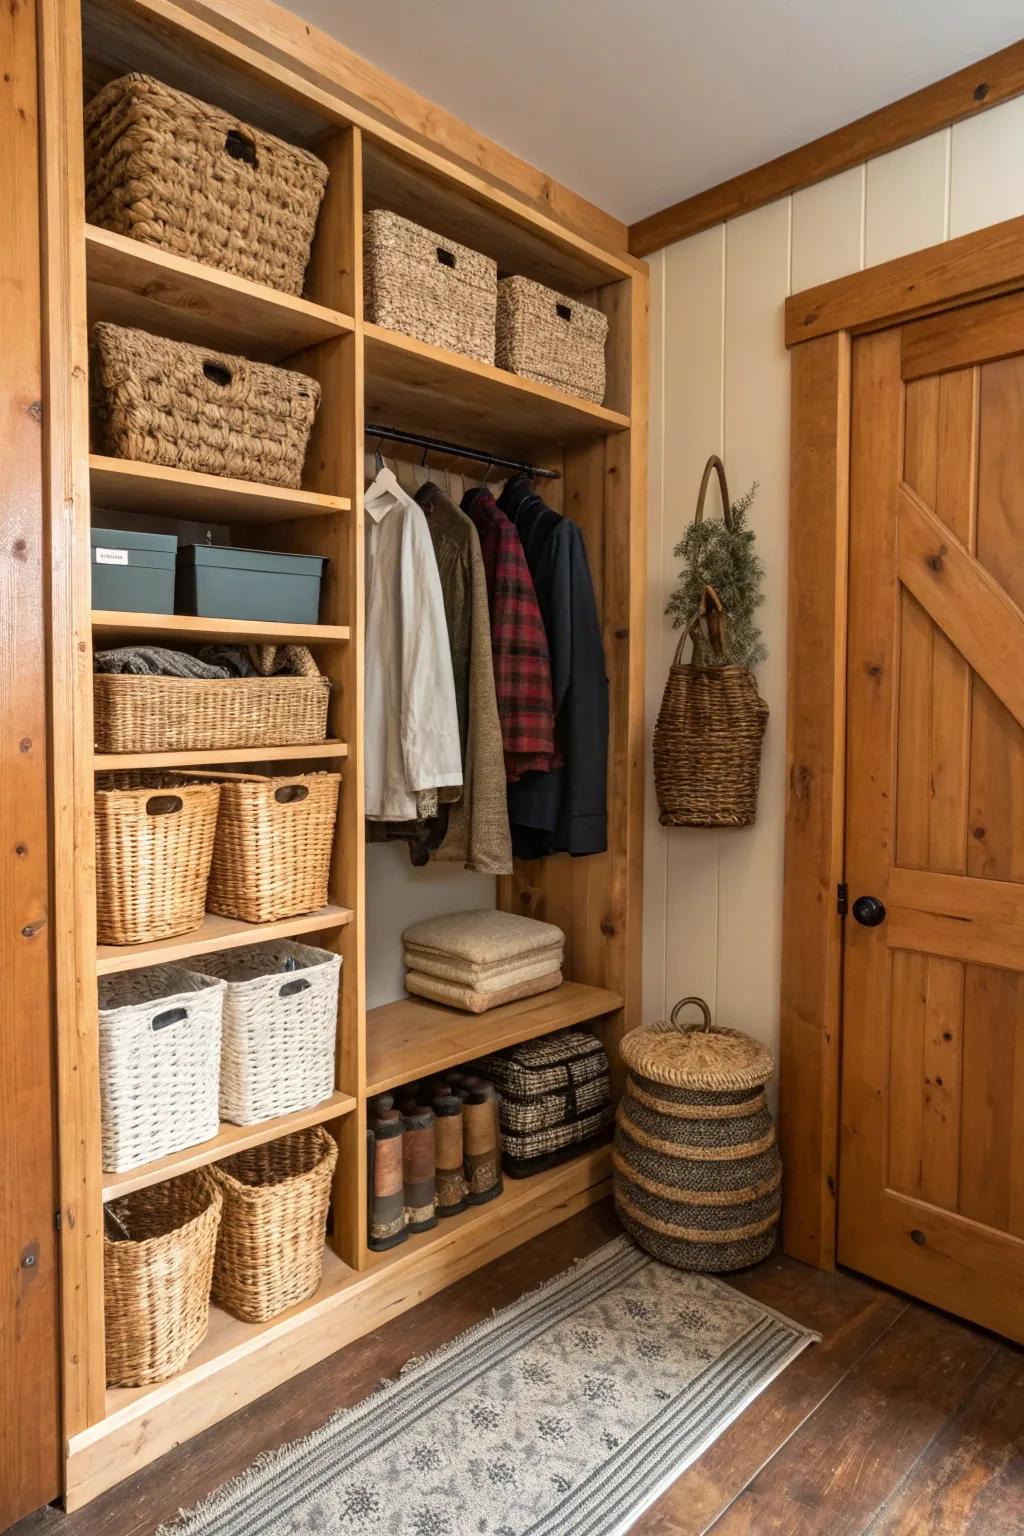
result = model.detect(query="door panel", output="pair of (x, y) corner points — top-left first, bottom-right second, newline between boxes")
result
(840, 310), (1024, 1343)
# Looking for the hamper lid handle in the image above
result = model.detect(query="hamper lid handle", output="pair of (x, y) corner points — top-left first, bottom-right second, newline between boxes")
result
(669, 996), (713, 1033)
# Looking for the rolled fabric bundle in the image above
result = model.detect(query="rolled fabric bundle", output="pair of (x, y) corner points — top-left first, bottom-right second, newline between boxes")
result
(462, 1077), (503, 1205)
(431, 1087), (468, 1217)
(399, 1097), (437, 1234)
(366, 1095), (406, 1252)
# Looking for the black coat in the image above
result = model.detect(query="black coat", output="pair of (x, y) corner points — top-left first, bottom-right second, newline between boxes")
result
(499, 475), (608, 857)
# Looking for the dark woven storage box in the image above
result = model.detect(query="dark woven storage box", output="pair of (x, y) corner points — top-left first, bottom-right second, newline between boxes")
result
(91, 322), (321, 489)
(473, 1028), (613, 1178)
(85, 73), (328, 296)
(614, 997), (782, 1271)
(364, 209), (497, 363)
(496, 276), (608, 403)
(104, 1170), (221, 1387)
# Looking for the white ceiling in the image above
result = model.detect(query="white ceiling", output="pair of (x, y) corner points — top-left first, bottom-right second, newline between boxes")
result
(284, 0), (1023, 224)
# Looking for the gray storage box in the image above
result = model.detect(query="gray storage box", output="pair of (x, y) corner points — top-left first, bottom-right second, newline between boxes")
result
(91, 527), (178, 614)
(177, 544), (327, 624)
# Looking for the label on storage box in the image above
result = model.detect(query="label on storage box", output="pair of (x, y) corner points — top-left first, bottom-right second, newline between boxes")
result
(94, 548), (129, 566)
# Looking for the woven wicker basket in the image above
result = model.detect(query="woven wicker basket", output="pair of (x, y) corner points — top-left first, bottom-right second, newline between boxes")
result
(496, 276), (608, 403)
(210, 1126), (337, 1321)
(364, 209), (497, 363)
(95, 773), (221, 945)
(183, 769), (340, 923)
(93, 672), (330, 754)
(613, 997), (782, 1272)
(187, 942), (340, 1124)
(104, 1170), (222, 1386)
(653, 457), (769, 827)
(85, 73), (328, 296)
(473, 1029), (614, 1178)
(91, 322), (321, 489)
(98, 964), (225, 1172)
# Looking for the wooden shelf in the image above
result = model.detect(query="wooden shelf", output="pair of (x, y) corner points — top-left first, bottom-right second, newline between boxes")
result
(102, 1091), (357, 1202)
(91, 610), (350, 646)
(90, 455), (351, 527)
(94, 741), (348, 772)
(364, 323), (630, 459)
(366, 980), (623, 1095)
(96, 906), (354, 976)
(86, 225), (355, 362)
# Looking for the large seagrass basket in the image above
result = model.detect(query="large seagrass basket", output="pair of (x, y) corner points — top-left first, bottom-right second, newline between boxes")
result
(496, 276), (608, 403)
(85, 73), (328, 296)
(364, 209), (497, 363)
(613, 997), (782, 1271)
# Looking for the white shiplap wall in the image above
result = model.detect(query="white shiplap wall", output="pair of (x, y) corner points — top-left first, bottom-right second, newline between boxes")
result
(644, 99), (1024, 1066)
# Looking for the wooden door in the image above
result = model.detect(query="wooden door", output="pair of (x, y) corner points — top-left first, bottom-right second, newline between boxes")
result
(840, 296), (1024, 1342)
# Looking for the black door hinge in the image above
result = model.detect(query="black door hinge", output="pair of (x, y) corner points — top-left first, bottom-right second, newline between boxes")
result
(837, 882), (849, 916)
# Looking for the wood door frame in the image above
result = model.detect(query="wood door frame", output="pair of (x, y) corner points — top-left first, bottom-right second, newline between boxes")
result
(780, 216), (1024, 1269)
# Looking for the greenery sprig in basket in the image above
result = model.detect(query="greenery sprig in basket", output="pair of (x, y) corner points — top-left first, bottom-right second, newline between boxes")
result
(653, 455), (769, 828)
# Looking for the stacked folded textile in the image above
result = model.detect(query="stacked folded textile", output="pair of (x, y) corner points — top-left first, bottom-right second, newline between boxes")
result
(402, 909), (565, 1014)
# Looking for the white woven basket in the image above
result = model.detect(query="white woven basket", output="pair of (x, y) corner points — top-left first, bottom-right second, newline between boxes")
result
(98, 964), (225, 1172)
(364, 209), (496, 363)
(188, 942), (341, 1125)
(496, 275), (608, 403)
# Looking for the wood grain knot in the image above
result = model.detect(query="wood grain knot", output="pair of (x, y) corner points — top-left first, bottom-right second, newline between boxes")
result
(973, 81), (990, 101)
(790, 763), (812, 800)
(600, 917), (617, 937)
(865, 662), (882, 678)
(925, 548), (946, 572)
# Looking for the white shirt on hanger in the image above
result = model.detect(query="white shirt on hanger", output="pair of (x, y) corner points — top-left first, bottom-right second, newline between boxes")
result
(364, 466), (463, 820)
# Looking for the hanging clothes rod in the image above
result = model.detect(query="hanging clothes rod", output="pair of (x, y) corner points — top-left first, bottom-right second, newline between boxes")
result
(366, 423), (560, 480)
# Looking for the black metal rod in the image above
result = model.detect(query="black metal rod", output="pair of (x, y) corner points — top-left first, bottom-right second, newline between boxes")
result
(365, 422), (560, 480)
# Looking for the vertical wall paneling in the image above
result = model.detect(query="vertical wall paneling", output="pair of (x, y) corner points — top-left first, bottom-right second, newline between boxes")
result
(950, 95), (1024, 238)
(645, 92), (1024, 1171)
(716, 199), (792, 1067)
(791, 166), (865, 293)
(864, 131), (950, 265)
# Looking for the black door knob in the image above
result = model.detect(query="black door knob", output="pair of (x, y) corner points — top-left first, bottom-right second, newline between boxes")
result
(852, 895), (886, 927)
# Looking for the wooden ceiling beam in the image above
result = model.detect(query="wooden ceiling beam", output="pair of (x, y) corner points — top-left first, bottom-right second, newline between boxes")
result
(629, 39), (1024, 257)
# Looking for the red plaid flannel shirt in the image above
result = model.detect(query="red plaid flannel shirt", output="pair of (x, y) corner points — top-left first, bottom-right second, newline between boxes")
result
(462, 490), (557, 781)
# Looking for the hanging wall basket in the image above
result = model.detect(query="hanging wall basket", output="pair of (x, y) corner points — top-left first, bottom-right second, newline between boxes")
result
(653, 456), (769, 827)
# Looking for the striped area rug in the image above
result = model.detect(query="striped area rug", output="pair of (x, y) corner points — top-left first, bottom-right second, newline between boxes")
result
(160, 1236), (816, 1536)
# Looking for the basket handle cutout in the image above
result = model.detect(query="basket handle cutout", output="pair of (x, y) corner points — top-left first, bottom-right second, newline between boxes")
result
(151, 1006), (187, 1030)
(202, 361), (234, 388)
(669, 996), (713, 1033)
(436, 247), (456, 268)
(279, 977), (311, 998)
(694, 454), (733, 531)
(556, 302), (573, 321)
(274, 784), (309, 804)
(224, 127), (258, 167)
(145, 794), (183, 816)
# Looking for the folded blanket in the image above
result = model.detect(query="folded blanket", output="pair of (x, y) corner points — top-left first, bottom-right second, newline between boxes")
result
(94, 643), (321, 680)
(403, 909), (564, 967)
(93, 645), (231, 679)
(403, 942), (563, 987)
(405, 968), (563, 1015)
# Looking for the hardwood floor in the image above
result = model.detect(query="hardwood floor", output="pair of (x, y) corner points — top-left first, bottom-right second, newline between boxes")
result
(12, 1200), (1024, 1535)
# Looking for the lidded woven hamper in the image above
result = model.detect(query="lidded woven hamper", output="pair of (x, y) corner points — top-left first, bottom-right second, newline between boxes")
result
(182, 768), (341, 923)
(95, 772), (221, 944)
(98, 964), (225, 1172)
(209, 1126), (337, 1322)
(364, 209), (497, 363)
(84, 73), (328, 296)
(614, 997), (781, 1272)
(496, 276), (608, 403)
(187, 941), (340, 1125)
(103, 1170), (222, 1387)
(91, 322), (321, 489)
(473, 1028), (614, 1178)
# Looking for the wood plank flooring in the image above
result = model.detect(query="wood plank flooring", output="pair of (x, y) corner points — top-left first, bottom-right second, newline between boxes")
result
(12, 1200), (1024, 1536)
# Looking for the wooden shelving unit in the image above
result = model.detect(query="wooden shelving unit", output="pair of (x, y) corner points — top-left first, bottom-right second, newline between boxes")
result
(43, 0), (646, 1510)
(366, 982), (623, 1095)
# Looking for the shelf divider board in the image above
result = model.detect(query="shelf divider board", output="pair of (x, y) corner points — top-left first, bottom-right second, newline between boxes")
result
(93, 741), (348, 772)
(89, 455), (351, 526)
(91, 610), (349, 646)
(366, 982), (624, 1096)
(85, 223), (355, 361)
(101, 1090), (358, 1202)
(363, 321), (630, 459)
(96, 906), (354, 976)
